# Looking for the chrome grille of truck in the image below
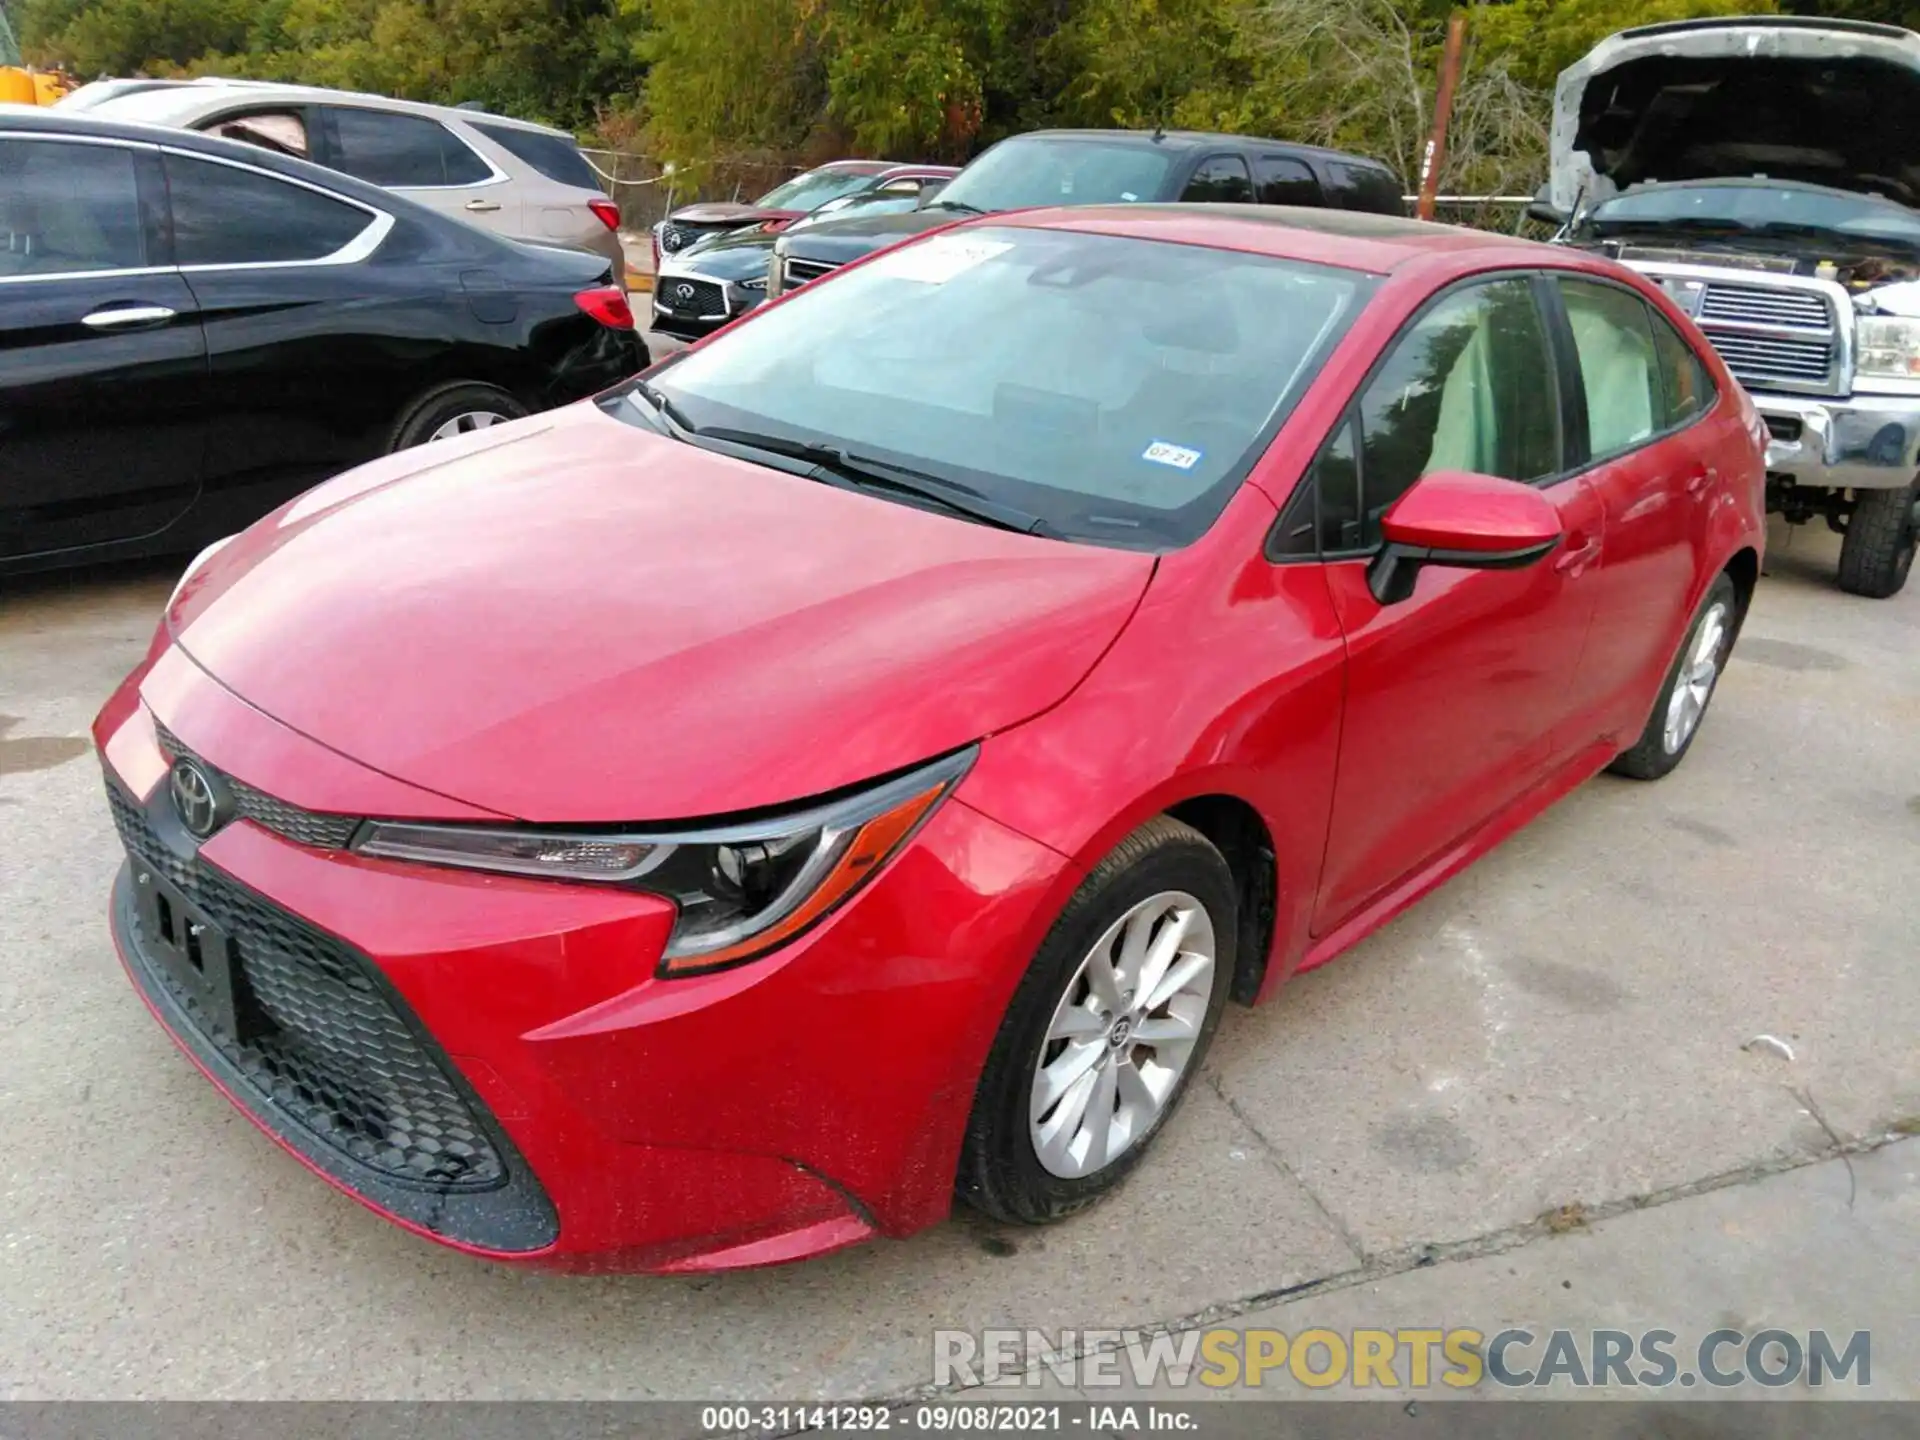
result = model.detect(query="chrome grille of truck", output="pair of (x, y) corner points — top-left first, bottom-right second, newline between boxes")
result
(1631, 266), (1844, 397)
(1697, 284), (1832, 330)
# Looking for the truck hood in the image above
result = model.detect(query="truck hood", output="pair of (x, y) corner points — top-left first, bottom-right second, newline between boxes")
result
(165, 404), (1154, 824)
(1551, 18), (1920, 216)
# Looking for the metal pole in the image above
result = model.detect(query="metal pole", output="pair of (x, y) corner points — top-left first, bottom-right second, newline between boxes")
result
(1415, 11), (1468, 222)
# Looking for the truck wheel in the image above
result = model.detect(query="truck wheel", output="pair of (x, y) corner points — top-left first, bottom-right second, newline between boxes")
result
(1836, 479), (1918, 599)
(1609, 573), (1737, 782)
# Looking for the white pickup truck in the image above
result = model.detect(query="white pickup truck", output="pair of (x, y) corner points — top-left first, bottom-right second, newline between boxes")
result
(1540, 16), (1920, 597)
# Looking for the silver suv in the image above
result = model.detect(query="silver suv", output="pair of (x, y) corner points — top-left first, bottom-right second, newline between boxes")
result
(74, 79), (626, 285)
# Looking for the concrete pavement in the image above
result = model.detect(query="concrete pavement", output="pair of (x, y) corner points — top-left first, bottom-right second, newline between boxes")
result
(0, 519), (1914, 1400)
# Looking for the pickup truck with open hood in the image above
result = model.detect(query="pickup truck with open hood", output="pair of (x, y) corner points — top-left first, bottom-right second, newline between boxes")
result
(1542, 16), (1920, 596)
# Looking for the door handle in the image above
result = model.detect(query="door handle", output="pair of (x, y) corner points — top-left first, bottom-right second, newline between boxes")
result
(1553, 536), (1602, 575)
(82, 305), (177, 330)
(464, 199), (502, 213)
(1684, 466), (1716, 496)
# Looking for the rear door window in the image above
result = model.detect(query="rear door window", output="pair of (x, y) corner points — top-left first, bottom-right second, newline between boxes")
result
(469, 121), (600, 190)
(164, 153), (377, 266)
(1326, 163), (1405, 214)
(324, 107), (493, 188)
(1181, 155), (1254, 204)
(1558, 278), (1664, 459)
(0, 137), (146, 277)
(1256, 156), (1321, 207)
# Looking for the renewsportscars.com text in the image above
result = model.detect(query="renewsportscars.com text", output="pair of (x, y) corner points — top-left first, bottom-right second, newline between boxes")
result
(934, 1326), (1871, 1391)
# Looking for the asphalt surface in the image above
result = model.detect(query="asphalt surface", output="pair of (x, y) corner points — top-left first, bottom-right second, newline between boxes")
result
(1, 516), (1915, 1400)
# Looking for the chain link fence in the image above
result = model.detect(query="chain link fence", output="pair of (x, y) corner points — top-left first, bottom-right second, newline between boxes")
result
(578, 148), (806, 233)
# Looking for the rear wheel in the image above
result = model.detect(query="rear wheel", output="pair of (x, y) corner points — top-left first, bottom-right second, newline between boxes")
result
(1836, 479), (1918, 599)
(957, 817), (1236, 1224)
(1609, 573), (1738, 781)
(389, 382), (528, 453)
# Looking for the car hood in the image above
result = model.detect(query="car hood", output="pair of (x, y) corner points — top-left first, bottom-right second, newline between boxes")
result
(779, 207), (960, 265)
(670, 202), (801, 226)
(1551, 19), (1920, 215)
(672, 230), (780, 282)
(166, 404), (1154, 824)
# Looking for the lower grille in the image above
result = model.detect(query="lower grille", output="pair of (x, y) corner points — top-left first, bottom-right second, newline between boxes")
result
(1764, 414), (1804, 443)
(783, 257), (840, 287)
(107, 779), (504, 1191)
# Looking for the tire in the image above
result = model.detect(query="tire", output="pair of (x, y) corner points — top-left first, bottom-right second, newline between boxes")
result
(1609, 573), (1738, 781)
(1836, 480), (1918, 599)
(388, 381), (529, 453)
(957, 816), (1237, 1225)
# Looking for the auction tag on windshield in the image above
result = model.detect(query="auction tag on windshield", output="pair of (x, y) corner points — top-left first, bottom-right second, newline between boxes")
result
(1142, 440), (1203, 471)
(869, 235), (1013, 285)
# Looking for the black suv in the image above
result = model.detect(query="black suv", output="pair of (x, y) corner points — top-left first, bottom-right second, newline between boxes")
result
(768, 128), (1405, 295)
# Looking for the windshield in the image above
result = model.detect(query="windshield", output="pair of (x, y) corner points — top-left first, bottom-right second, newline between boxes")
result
(1584, 183), (1920, 246)
(934, 137), (1176, 213)
(643, 225), (1370, 547)
(755, 168), (879, 211)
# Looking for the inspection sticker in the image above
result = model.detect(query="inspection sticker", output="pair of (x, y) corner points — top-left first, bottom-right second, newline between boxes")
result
(868, 235), (1013, 284)
(1142, 440), (1203, 470)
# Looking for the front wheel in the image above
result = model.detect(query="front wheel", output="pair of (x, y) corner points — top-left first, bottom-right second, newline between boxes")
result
(1609, 573), (1738, 781)
(1836, 480), (1918, 599)
(957, 817), (1236, 1225)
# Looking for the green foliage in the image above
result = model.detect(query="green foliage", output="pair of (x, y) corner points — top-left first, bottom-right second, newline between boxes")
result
(1474, 0), (1770, 92)
(17, 0), (643, 129)
(8, 0), (1876, 198)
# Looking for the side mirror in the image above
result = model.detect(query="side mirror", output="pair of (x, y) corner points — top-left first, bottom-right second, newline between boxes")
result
(1526, 182), (1567, 228)
(1368, 471), (1564, 605)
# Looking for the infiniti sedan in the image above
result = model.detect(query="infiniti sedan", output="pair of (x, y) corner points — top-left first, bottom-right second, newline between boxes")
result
(95, 206), (1765, 1270)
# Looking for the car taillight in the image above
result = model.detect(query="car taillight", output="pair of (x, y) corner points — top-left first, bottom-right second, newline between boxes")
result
(574, 286), (634, 329)
(588, 197), (621, 232)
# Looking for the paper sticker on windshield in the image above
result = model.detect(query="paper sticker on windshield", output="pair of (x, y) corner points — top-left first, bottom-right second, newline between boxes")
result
(869, 235), (1013, 285)
(1142, 440), (1203, 471)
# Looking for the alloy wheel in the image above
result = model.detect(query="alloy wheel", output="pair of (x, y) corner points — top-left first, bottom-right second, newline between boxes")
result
(1663, 599), (1729, 754)
(1029, 890), (1216, 1179)
(427, 411), (509, 442)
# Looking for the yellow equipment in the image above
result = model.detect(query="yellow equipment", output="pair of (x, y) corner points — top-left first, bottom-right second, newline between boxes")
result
(0, 67), (73, 105)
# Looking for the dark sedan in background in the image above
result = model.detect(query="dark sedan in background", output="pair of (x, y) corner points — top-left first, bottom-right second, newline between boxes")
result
(769, 129), (1407, 296)
(650, 159), (956, 269)
(1, 109), (647, 576)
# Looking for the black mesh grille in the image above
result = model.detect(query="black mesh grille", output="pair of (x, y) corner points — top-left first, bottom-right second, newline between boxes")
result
(659, 277), (725, 314)
(108, 781), (505, 1191)
(152, 721), (361, 849)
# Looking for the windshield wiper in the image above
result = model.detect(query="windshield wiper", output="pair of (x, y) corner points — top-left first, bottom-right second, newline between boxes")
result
(927, 199), (986, 216)
(695, 426), (1055, 536)
(626, 379), (698, 437)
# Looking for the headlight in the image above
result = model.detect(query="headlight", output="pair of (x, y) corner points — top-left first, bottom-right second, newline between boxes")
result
(165, 534), (236, 613)
(352, 748), (975, 975)
(1855, 314), (1920, 381)
(738, 274), (767, 292)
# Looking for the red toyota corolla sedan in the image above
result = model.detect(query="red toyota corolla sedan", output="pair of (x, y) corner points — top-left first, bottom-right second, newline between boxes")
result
(94, 206), (1766, 1272)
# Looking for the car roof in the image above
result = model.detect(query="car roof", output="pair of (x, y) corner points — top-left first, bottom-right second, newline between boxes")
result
(1009, 128), (1401, 173)
(82, 77), (573, 139)
(1000, 203), (1565, 275)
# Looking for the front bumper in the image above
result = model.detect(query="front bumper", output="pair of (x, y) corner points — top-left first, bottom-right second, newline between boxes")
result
(1758, 391), (1920, 491)
(94, 649), (1066, 1271)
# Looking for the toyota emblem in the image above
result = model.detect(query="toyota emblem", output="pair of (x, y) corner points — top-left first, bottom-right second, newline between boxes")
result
(675, 283), (696, 301)
(169, 757), (225, 839)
